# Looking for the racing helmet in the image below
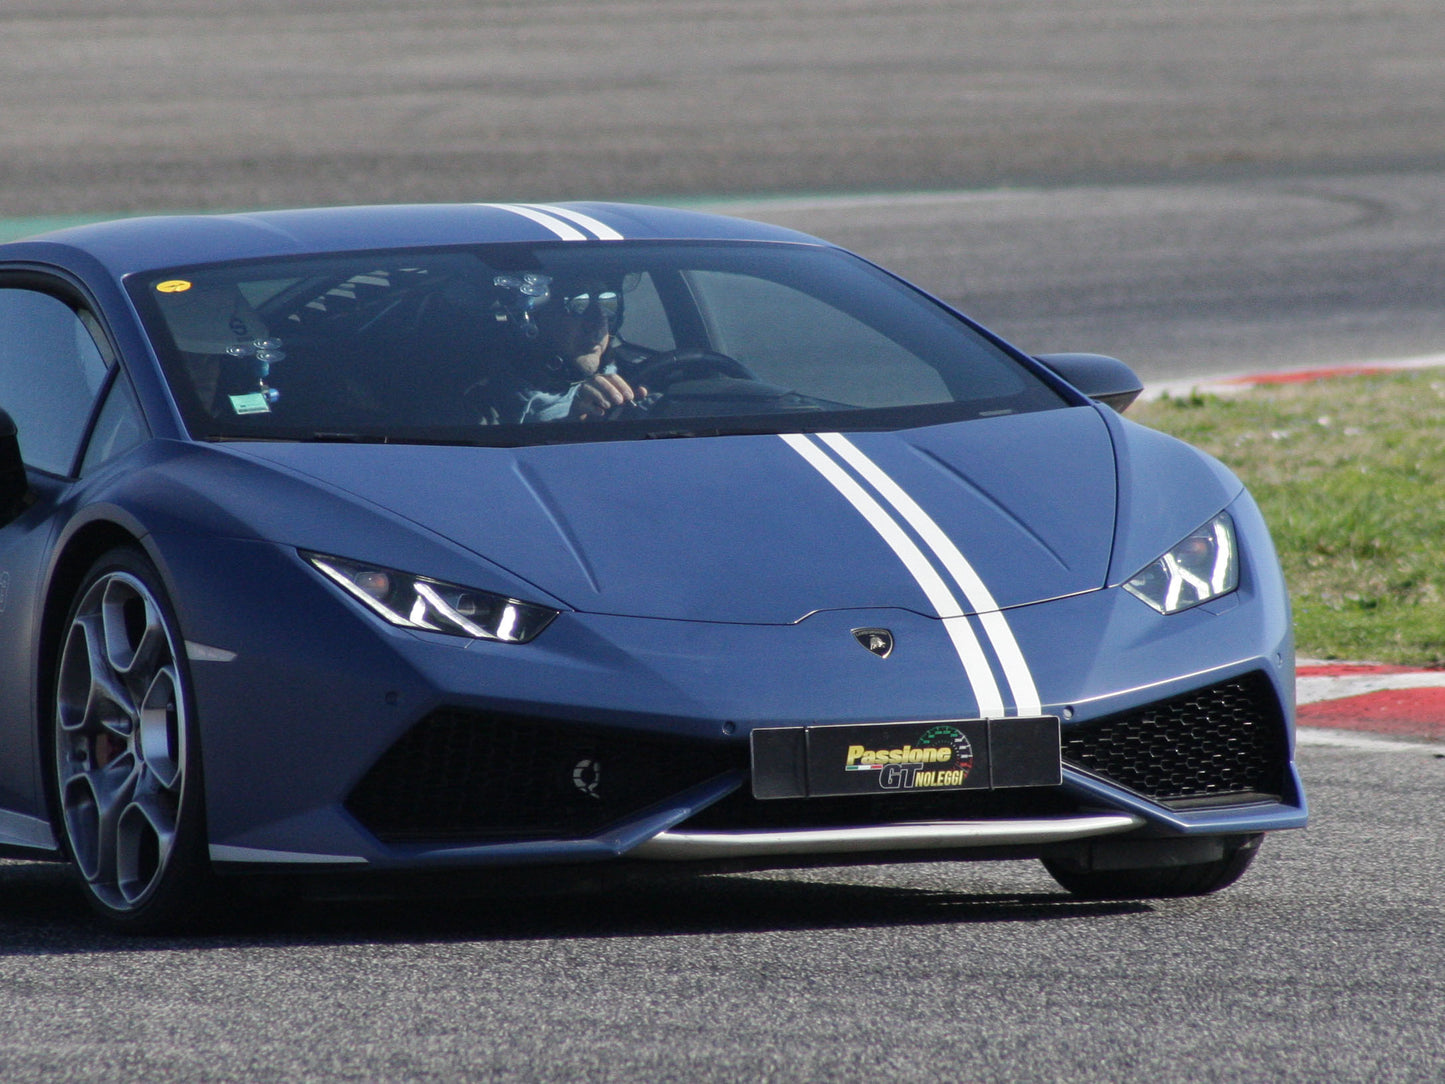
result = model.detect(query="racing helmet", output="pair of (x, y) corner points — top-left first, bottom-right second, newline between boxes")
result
(489, 270), (637, 391)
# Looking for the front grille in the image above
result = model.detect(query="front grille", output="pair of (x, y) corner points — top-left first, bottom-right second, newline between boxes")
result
(346, 709), (746, 844)
(1062, 671), (1288, 805)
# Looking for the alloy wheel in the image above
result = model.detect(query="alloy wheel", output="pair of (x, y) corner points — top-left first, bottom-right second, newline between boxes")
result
(55, 566), (190, 914)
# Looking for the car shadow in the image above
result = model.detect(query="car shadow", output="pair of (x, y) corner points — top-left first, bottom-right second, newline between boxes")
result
(0, 858), (1147, 954)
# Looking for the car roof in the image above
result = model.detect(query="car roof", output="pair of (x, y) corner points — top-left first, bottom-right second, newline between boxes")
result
(4, 202), (830, 278)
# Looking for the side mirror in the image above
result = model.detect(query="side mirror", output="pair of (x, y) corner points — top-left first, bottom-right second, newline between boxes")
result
(0, 410), (30, 520)
(1035, 353), (1144, 413)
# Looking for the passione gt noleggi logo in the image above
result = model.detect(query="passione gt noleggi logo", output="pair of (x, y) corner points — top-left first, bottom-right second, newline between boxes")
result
(841, 724), (974, 790)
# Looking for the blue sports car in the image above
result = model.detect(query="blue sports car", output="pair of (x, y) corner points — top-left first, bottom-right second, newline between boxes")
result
(0, 202), (1305, 930)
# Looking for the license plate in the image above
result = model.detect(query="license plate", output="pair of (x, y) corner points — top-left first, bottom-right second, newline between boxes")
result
(751, 717), (1061, 800)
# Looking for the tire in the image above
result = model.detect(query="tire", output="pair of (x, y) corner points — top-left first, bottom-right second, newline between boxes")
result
(1041, 835), (1262, 900)
(51, 546), (213, 932)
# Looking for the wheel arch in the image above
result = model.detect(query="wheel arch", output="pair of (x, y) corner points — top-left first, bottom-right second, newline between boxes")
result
(35, 519), (151, 809)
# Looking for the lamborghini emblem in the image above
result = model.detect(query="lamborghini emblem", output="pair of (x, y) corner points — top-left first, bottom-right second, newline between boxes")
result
(852, 628), (894, 658)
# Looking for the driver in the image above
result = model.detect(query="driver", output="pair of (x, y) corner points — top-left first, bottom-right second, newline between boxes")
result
(473, 272), (648, 424)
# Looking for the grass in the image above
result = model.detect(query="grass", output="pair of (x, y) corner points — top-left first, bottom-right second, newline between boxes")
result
(1128, 369), (1445, 667)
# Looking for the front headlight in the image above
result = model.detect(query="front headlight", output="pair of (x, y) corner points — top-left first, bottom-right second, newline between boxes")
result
(305, 552), (558, 643)
(1123, 511), (1239, 615)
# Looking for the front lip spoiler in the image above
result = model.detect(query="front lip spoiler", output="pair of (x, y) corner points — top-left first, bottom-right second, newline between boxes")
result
(629, 812), (1146, 861)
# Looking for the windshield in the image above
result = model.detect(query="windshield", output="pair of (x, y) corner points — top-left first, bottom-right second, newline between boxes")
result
(128, 241), (1067, 445)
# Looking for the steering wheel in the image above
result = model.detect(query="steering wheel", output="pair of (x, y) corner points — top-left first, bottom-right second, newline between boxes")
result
(628, 348), (754, 390)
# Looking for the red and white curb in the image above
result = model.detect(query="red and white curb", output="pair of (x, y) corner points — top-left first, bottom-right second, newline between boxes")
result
(1142, 352), (1445, 401)
(1296, 660), (1445, 751)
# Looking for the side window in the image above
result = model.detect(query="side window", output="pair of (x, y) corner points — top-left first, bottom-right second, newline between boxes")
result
(0, 288), (111, 476)
(80, 374), (147, 475)
(613, 272), (675, 353)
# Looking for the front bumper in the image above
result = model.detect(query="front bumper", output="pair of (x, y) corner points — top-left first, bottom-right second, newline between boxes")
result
(158, 495), (1301, 875)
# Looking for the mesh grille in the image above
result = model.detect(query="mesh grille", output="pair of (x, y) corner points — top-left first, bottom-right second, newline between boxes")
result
(345, 709), (745, 844)
(1062, 671), (1289, 804)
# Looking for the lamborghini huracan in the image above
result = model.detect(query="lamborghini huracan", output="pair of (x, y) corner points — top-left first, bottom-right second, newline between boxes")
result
(0, 202), (1305, 929)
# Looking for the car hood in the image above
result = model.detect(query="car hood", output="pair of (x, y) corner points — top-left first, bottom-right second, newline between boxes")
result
(232, 407), (1118, 624)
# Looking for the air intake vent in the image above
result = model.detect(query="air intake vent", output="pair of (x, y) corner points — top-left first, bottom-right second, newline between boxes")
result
(346, 709), (745, 844)
(1062, 672), (1289, 805)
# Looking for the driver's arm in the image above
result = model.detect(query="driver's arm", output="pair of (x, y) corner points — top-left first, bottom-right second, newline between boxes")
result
(570, 372), (649, 420)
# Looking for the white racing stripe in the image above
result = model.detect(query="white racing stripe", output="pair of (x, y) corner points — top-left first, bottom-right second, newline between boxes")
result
(781, 432), (1007, 718)
(488, 203), (589, 241)
(487, 203), (626, 241)
(817, 432), (1043, 716)
(532, 204), (625, 241)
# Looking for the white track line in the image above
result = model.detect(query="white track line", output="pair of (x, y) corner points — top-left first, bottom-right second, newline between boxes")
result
(1296, 728), (1445, 754)
(1296, 670), (1445, 704)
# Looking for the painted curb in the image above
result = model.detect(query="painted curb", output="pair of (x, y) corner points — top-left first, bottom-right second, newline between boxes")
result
(1296, 660), (1445, 744)
(1142, 353), (1445, 401)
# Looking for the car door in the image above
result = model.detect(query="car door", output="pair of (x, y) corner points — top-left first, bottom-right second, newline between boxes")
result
(0, 275), (129, 842)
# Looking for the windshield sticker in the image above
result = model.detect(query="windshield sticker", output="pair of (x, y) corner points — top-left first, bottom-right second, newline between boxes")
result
(229, 392), (272, 415)
(155, 279), (193, 294)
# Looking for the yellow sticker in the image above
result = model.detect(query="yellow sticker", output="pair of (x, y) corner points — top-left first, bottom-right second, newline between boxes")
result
(155, 279), (192, 293)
